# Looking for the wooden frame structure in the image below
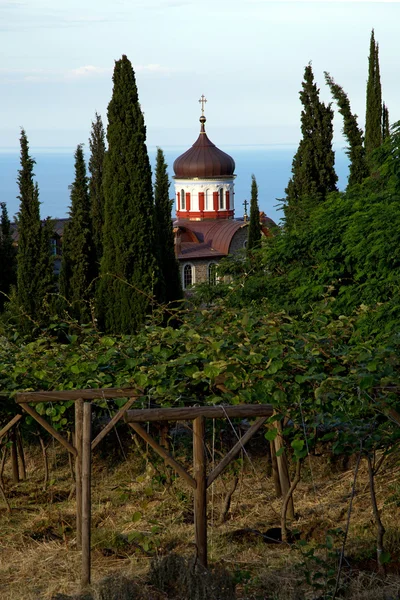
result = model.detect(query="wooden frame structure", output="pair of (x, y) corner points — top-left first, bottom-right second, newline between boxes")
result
(124, 404), (273, 568)
(7, 388), (273, 587)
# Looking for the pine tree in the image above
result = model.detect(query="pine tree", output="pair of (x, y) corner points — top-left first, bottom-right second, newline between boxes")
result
(88, 113), (106, 268)
(60, 144), (96, 323)
(324, 72), (369, 187)
(382, 102), (390, 140)
(247, 175), (261, 252)
(365, 30), (383, 158)
(97, 55), (158, 334)
(285, 65), (337, 228)
(16, 129), (52, 327)
(153, 148), (182, 304)
(0, 202), (17, 310)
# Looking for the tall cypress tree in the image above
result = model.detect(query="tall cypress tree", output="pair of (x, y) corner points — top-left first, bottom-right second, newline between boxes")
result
(247, 175), (261, 252)
(382, 102), (390, 140)
(97, 55), (157, 334)
(16, 129), (50, 327)
(88, 113), (106, 268)
(60, 144), (96, 323)
(324, 72), (369, 187)
(365, 29), (383, 158)
(0, 202), (17, 310)
(285, 65), (337, 228)
(153, 148), (182, 304)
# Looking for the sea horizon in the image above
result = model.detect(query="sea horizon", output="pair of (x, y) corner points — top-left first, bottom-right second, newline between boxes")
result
(0, 145), (350, 225)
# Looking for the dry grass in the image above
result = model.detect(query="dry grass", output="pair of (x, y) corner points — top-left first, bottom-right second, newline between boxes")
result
(1, 440), (400, 599)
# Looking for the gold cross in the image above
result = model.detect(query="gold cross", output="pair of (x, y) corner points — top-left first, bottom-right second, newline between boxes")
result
(198, 95), (207, 116)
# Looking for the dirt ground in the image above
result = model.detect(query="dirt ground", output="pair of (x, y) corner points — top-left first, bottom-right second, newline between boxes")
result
(1, 433), (400, 599)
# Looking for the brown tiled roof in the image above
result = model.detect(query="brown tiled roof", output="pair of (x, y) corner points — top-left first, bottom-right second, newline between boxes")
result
(175, 219), (247, 256)
(179, 242), (225, 260)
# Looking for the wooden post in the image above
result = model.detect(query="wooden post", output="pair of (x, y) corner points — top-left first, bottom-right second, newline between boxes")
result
(81, 402), (92, 588)
(193, 416), (207, 568)
(16, 425), (26, 480)
(269, 440), (282, 498)
(10, 427), (19, 483)
(274, 424), (294, 519)
(75, 399), (83, 549)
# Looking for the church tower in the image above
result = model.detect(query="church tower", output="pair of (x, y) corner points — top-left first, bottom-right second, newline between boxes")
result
(173, 96), (236, 221)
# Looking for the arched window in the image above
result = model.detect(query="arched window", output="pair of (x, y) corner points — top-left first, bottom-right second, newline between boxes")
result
(205, 189), (210, 211)
(181, 188), (186, 210)
(208, 262), (218, 285)
(219, 188), (224, 209)
(183, 264), (194, 289)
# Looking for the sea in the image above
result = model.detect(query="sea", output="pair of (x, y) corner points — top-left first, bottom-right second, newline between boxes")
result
(0, 146), (350, 225)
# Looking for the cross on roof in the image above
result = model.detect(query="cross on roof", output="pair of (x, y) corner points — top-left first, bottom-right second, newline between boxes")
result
(199, 95), (207, 116)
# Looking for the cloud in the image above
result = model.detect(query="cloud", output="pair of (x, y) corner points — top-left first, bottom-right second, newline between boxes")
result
(0, 64), (180, 84)
(67, 65), (112, 79)
(247, 0), (400, 2)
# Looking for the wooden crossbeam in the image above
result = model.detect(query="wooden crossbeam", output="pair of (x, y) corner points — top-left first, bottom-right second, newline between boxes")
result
(16, 388), (140, 404)
(207, 416), (267, 488)
(125, 404), (273, 423)
(0, 414), (23, 441)
(20, 403), (77, 456)
(128, 422), (196, 489)
(91, 396), (137, 450)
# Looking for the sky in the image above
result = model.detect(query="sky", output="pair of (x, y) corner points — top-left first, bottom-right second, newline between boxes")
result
(1, 0), (400, 151)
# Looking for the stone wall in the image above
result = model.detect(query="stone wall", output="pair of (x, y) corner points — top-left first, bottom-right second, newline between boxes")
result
(229, 225), (248, 254)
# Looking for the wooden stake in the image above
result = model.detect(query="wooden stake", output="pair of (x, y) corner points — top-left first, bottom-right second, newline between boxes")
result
(193, 416), (207, 568)
(270, 440), (282, 498)
(274, 423), (294, 519)
(91, 395), (137, 450)
(207, 417), (267, 487)
(128, 422), (196, 489)
(81, 402), (92, 588)
(75, 399), (83, 549)
(0, 414), (22, 441)
(10, 427), (19, 484)
(16, 425), (26, 480)
(20, 403), (77, 456)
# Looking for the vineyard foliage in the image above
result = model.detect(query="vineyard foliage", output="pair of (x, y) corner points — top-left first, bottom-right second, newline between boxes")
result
(1, 298), (400, 459)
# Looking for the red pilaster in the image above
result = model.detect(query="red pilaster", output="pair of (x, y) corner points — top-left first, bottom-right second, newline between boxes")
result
(199, 192), (205, 212)
(226, 191), (230, 211)
(177, 192), (181, 212)
(186, 192), (191, 213)
(213, 191), (219, 213)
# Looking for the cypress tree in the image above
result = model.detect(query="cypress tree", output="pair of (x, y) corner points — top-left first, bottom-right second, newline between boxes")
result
(247, 175), (261, 252)
(285, 64), (337, 228)
(365, 30), (383, 158)
(324, 72), (369, 187)
(0, 202), (17, 310)
(153, 148), (182, 304)
(16, 129), (51, 326)
(60, 144), (96, 323)
(88, 113), (106, 267)
(382, 102), (390, 140)
(97, 55), (157, 334)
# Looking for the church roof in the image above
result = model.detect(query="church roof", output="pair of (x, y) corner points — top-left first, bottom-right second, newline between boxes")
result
(173, 116), (235, 179)
(174, 219), (246, 259)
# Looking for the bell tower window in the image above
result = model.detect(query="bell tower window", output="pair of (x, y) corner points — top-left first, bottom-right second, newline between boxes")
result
(219, 188), (224, 209)
(205, 189), (210, 211)
(181, 189), (186, 210)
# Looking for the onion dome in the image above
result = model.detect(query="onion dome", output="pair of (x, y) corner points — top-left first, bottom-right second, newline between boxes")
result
(173, 115), (235, 179)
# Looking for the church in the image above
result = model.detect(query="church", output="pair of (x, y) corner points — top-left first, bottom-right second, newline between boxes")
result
(172, 96), (274, 289)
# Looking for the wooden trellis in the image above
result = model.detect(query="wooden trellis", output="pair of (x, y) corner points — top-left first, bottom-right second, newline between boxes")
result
(7, 388), (273, 588)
